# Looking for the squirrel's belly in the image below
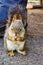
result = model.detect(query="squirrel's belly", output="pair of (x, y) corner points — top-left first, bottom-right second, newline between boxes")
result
(16, 41), (25, 50)
(7, 39), (16, 50)
(7, 39), (25, 51)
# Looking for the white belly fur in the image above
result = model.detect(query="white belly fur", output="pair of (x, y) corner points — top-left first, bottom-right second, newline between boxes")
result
(7, 39), (25, 51)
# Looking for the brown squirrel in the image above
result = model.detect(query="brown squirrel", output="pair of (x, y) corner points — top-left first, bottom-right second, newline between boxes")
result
(4, 11), (26, 56)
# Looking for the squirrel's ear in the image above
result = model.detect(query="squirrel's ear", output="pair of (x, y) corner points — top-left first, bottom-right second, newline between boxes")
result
(12, 14), (17, 21)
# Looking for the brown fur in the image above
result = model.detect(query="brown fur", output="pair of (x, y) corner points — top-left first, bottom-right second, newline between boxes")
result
(6, 13), (22, 29)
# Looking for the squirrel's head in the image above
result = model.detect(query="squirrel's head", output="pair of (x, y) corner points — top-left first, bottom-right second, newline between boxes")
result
(7, 13), (23, 34)
(12, 13), (22, 21)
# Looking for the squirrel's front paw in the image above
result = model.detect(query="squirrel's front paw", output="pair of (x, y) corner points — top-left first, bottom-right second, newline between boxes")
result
(17, 37), (24, 41)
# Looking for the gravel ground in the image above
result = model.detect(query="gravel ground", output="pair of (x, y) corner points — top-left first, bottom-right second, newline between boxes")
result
(0, 9), (43, 65)
(27, 9), (43, 36)
(0, 36), (43, 65)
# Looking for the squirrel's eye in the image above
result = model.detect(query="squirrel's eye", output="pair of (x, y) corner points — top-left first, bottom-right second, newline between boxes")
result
(20, 29), (21, 31)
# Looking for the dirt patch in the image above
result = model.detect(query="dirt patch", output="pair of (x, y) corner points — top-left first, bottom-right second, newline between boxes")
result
(27, 9), (43, 36)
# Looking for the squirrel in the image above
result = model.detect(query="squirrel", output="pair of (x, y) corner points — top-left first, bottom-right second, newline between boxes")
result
(4, 12), (26, 56)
